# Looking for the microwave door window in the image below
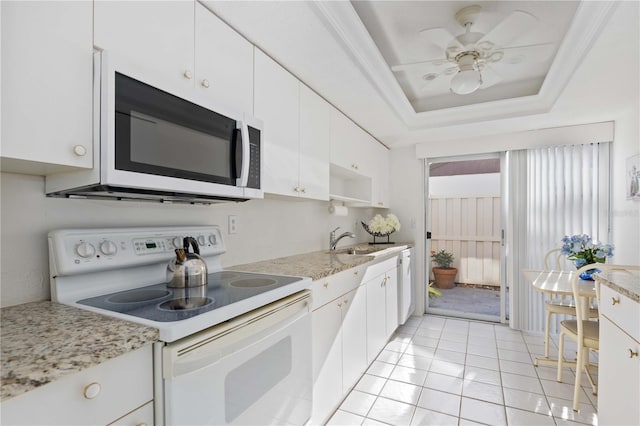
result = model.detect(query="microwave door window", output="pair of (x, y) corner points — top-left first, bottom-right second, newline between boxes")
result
(129, 111), (231, 179)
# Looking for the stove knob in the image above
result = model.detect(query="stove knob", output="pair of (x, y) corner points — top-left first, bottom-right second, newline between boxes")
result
(209, 234), (217, 245)
(172, 237), (182, 248)
(197, 235), (206, 246)
(100, 240), (118, 256)
(76, 242), (96, 258)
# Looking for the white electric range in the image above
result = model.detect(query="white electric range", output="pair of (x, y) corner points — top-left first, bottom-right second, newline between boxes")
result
(48, 226), (313, 425)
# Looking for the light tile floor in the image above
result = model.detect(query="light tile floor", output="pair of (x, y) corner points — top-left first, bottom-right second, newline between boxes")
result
(327, 315), (598, 426)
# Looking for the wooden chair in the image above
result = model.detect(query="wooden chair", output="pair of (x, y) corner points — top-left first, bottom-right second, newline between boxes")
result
(556, 263), (637, 411)
(540, 249), (598, 360)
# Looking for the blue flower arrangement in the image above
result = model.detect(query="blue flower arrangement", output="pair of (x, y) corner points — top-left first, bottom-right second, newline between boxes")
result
(560, 234), (614, 267)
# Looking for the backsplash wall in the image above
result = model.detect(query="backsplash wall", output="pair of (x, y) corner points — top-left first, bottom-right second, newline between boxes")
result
(0, 172), (376, 307)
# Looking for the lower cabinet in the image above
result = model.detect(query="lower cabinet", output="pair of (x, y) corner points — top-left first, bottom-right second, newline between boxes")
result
(597, 284), (640, 425)
(0, 345), (153, 425)
(310, 255), (400, 424)
(311, 285), (367, 425)
(365, 259), (399, 364)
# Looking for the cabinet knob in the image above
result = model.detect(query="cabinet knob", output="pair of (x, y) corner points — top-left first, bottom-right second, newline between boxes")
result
(293, 186), (300, 193)
(337, 302), (343, 307)
(83, 382), (101, 399)
(351, 163), (359, 170)
(353, 271), (359, 276)
(201, 79), (210, 88)
(630, 349), (639, 358)
(183, 70), (192, 79)
(611, 297), (620, 305)
(301, 187), (306, 193)
(136, 423), (147, 426)
(72, 144), (87, 157)
(323, 283), (328, 289)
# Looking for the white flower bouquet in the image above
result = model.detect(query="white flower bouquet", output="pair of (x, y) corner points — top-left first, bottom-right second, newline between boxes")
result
(361, 214), (401, 244)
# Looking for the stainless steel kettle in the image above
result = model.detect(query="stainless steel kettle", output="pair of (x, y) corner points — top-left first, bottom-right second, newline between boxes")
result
(166, 237), (208, 288)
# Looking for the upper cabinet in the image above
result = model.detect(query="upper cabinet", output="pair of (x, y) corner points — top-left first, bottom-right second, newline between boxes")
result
(94, 1), (253, 114)
(1, 1), (93, 174)
(195, 2), (253, 114)
(94, 0), (195, 94)
(254, 50), (329, 200)
(371, 142), (391, 208)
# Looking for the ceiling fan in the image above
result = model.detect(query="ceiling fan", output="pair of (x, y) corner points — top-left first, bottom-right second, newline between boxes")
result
(391, 5), (554, 95)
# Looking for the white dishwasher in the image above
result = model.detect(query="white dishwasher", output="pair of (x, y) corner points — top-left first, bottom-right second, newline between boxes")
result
(398, 248), (415, 325)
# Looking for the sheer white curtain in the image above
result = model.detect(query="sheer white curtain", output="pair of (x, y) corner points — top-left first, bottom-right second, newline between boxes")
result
(507, 143), (611, 332)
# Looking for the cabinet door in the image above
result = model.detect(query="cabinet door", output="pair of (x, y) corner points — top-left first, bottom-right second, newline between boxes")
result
(310, 301), (343, 425)
(371, 142), (391, 208)
(298, 84), (330, 200)
(366, 273), (388, 364)
(329, 107), (361, 173)
(195, 3), (253, 114)
(341, 285), (368, 394)
(254, 50), (300, 197)
(1, 1), (93, 172)
(94, 0), (194, 92)
(598, 316), (640, 425)
(385, 267), (399, 339)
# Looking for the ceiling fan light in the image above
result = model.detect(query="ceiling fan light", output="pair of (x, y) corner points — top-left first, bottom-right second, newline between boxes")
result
(450, 68), (482, 95)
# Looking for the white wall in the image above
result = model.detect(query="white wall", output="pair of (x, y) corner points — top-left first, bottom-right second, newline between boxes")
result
(429, 173), (500, 198)
(0, 172), (378, 307)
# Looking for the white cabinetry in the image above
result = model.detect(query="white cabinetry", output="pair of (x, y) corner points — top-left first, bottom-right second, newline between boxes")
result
(1, 346), (153, 425)
(254, 50), (329, 200)
(94, 0), (194, 94)
(1, 1), (93, 174)
(365, 256), (399, 364)
(194, 2), (254, 113)
(310, 266), (367, 425)
(598, 284), (640, 425)
(95, 1), (253, 114)
(371, 142), (391, 208)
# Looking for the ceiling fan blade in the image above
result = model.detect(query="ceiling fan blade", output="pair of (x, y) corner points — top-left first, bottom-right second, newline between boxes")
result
(391, 58), (450, 72)
(420, 72), (452, 92)
(478, 10), (537, 47)
(499, 43), (555, 64)
(480, 65), (503, 89)
(419, 27), (463, 50)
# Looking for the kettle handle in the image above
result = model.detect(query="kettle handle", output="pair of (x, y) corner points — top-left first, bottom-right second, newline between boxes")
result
(183, 236), (200, 255)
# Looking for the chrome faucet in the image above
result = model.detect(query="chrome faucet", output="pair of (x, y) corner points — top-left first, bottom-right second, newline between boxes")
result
(330, 227), (356, 250)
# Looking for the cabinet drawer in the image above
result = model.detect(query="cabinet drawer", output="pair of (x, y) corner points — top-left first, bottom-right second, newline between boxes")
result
(312, 265), (366, 310)
(1, 346), (153, 425)
(600, 285), (639, 341)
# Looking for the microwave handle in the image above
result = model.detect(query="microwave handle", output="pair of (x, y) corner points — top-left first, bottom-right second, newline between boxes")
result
(236, 121), (250, 187)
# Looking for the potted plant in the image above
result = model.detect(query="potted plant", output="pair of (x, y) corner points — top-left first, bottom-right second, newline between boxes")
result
(431, 249), (457, 289)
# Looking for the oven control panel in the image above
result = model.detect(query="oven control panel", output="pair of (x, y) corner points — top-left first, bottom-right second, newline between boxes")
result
(49, 226), (225, 276)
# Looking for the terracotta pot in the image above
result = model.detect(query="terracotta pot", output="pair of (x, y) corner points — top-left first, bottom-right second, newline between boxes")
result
(432, 267), (457, 289)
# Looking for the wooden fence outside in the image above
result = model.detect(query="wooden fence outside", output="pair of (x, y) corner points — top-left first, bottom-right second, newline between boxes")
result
(429, 196), (501, 287)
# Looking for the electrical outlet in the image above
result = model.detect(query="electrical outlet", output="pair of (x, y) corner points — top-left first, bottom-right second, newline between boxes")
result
(228, 215), (238, 234)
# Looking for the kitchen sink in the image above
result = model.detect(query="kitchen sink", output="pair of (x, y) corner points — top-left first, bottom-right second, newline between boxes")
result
(329, 247), (382, 256)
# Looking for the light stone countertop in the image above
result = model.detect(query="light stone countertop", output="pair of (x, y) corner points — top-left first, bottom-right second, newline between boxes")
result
(0, 242), (411, 403)
(230, 242), (412, 280)
(595, 270), (640, 302)
(1, 301), (158, 402)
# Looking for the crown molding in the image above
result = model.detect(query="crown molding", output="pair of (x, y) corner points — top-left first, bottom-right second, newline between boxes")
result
(311, 1), (619, 130)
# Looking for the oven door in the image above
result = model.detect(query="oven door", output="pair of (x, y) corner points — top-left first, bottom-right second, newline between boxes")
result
(160, 292), (312, 425)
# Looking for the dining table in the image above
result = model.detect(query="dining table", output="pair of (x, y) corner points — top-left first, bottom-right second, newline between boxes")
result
(522, 269), (598, 368)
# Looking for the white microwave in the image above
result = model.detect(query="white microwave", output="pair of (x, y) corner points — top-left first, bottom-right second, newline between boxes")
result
(46, 51), (262, 204)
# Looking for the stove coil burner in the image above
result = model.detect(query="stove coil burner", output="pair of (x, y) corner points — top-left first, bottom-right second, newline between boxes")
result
(229, 278), (277, 288)
(107, 289), (172, 304)
(160, 297), (213, 311)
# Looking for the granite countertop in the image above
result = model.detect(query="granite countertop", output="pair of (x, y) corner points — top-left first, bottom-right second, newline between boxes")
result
(230, 242), (412, 281)
(595, 270), (640, 302)
(1, 301), (158, 402)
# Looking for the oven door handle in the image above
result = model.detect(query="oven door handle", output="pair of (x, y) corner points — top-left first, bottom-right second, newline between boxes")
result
(165, 296), (309, 379)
